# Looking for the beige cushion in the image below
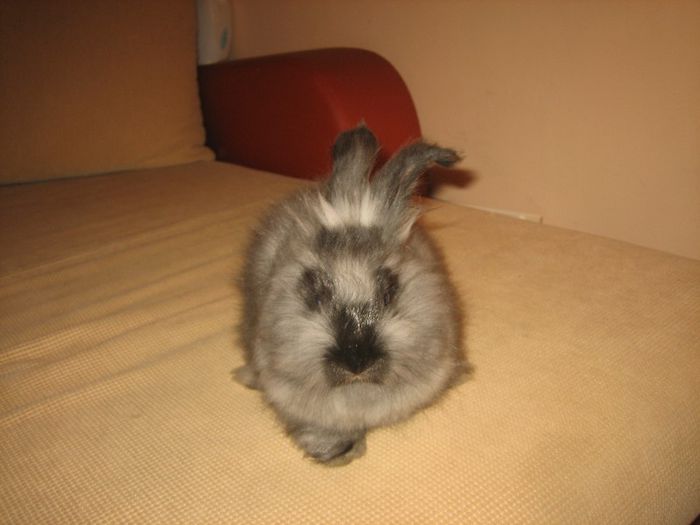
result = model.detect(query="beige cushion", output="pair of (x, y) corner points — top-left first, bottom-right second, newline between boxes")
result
(1, 162), (699, 523)
(0, 0), (212, 183)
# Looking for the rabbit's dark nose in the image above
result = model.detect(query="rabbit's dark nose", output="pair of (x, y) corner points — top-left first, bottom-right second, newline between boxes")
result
(327, 335), (382, 375)
(325, 304), (387, 384)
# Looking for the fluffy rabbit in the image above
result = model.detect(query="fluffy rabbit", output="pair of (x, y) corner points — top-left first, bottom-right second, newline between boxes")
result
(236, 124), (465, 464)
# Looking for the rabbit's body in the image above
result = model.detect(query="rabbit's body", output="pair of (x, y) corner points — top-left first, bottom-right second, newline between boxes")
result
(237, 125), (464, 463)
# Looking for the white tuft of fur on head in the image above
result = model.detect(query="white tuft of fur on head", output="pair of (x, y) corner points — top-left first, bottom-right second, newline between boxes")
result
(316, 189), (382, 229)
(317, 194), (342, 228)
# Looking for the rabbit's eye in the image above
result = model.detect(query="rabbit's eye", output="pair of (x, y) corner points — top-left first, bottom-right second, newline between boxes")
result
(299, 268), (333, 311)
(376, 267), (399, 307)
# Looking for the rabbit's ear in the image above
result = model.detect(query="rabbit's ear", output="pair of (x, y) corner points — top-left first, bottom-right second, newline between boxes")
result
(326, 124), (379, 201)
(372, 141), (460, 206)
(371, 141), (460, 241)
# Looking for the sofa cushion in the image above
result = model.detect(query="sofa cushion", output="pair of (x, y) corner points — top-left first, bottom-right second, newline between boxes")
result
(0, 162), (698, 523)
(0, 0), (212, 183)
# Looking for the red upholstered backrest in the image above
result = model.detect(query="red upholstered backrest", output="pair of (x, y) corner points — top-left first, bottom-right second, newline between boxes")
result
(198, 48), (422, 180)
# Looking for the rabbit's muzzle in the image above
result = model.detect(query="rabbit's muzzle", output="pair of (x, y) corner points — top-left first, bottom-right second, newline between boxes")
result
(324, 303), (388, 386)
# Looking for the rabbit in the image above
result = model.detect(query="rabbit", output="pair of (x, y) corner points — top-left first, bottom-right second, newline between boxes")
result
(235, 124), (466, 464)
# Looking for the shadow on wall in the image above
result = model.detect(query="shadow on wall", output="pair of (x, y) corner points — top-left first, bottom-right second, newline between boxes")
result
(428, 166), (478, 197)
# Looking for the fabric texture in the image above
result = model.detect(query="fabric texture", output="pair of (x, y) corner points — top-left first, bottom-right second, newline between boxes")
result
(0, 0), (213, 183)
(1, 162), (699, 523)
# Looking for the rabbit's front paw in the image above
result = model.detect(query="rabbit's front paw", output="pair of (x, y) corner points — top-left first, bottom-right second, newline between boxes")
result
(291, 426), (367, 465)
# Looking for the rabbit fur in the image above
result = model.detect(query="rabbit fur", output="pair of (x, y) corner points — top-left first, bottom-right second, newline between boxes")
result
(236, 124), (465, 464)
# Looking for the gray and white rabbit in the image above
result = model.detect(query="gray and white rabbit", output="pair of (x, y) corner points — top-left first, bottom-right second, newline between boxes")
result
(236, 124), (465, 464)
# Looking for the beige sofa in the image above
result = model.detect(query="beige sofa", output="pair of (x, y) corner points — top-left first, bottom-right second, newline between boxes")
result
(1, 2), (698, 524)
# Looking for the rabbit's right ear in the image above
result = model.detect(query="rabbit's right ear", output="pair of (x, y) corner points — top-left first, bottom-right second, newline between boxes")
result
(326, 124), (379, 202)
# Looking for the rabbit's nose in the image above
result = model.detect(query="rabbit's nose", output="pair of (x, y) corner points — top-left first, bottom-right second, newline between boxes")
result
(327, 337), (383, 375)
(325, 305), (388, 384)
(324, 338), (388, 386)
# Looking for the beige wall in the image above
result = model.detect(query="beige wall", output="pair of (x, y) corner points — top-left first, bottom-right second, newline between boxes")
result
(230, 0), (700, 260)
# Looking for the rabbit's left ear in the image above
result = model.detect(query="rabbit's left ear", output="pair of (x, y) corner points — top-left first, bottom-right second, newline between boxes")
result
(326, 124), (379, 202)
(372, 141), (460, 206)
(371, 141), (460, 241)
